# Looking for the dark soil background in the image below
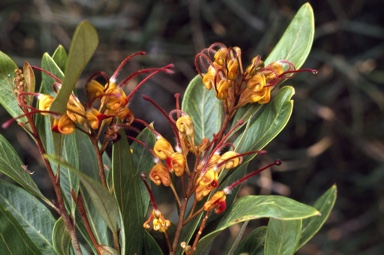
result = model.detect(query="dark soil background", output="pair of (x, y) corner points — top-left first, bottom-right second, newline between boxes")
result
(1, 0), (384, 254)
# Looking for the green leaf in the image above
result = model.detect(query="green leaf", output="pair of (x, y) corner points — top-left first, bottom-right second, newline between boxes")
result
(182, 75), (222, 144)
(0, 51), (24, 120)
(50, 20), (98, 114)
(143, 231), (163, 254)
(72, 131), (111, 246)
(52, 45), (68, 72)
(235, 86), (294, 160)
(40, 52), (65, 95)
(0, 204), (41, 255)
(61, 133), (81, 215)
(112, 130), (144, 254)
(265, 3), (314, 69)
(0, 180), (55, 255)
(264, 219), (302, 255)
(0, 135), (53, 207)
(45, 154), (118, 235)
(131, 127), (156, 216)
(195, 195), (319, 253)
(231, 103), (263, 129)
(233, 226), (267, 255)
(297, 185), (337, 250)
(52, 218), (72, 255)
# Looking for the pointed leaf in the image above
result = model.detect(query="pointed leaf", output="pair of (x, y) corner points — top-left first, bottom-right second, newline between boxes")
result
(50, 21), (98, 114)
(72, 131), (111, 246)
(0, 180), (55, 255)
(233, 226), (267, 255)
(264, 219), (302, 255)
(182, 75), (222, 144)
(0, 204), (41, 255)
(45, 154), (118, 235)
(195, 195), (319, 253)
(52, 218), (72, 255)
(0, 51), (24, 119)
(0, 135), (53, 207)
(112, 130), (144, 254)
(297, 185), (337, 250)
(265, 3), (314, 69)
(52, 45), (68, 72)
(143, 231), (163, 254)
(131, 127), (156, 216)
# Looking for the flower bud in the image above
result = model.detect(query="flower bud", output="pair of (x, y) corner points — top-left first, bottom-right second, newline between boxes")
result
(218, 151), (242, 170)
(176, 115), (194, 137)
(203, 191), (226, 214)
(149, 163), (171, 186)
(153, 137), (174, 160)
(166, 152), (186, 177)
(52, 114), (75, 134)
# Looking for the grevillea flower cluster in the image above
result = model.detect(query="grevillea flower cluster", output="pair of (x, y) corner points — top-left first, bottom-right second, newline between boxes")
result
(135, 43), (315, 253)
(195, 43), (316, 118)
(3, 42), (315, 255)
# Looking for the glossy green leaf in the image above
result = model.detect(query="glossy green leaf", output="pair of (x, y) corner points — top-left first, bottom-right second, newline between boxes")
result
(130, 126), (156, 216)
(37, 52), (65, 172)
(73, 131), (111, 246)
(52, 217), (72, 255)
(0, 204), (41, 255)
(45, 154), (118, 235)
(233, 226), (267, 255)
(0, 51), (23, 120)
(264, 219), (302, 255)
(182, 75), (222, 144)
(195, 195), (319, 253)
(143, 231), (163, 254)
(297, 185), (337, 250)
(52, 45), (68, 72)
(0, 180), (55, 255)
(35, 52), (64, 148)
(50, 20), (98, 114)
(235, 86), (294, 160)
(0, 135), (53, 207)
(231, 102), (263, 129)
(61, 133), (81, 215)
(265, 3), (314, 69)
(112, 130), (144, 254)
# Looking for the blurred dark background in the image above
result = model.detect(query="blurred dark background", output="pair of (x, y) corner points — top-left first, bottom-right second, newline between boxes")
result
(1, 0), (384, 254)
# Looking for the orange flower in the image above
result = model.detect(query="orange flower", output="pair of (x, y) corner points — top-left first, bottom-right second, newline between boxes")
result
(52, 114), (75, 134)
(85, 108), (107, 130)
(86, 79), (105, 102)
(217, 151), (242, 170)
(66, 99), (86, 125)
(195, 168), (218, 201)
(38, 94), (54, 115)
(102, 82), (128, 111)
(176, 115), (194, 137)
(226, 59), (239, 80)
(153, 137), (174, 160)
(216, 79), (231, 99)
(143, 209), (171, 232)
(166, 152), (186, 177)
(202, 65), (218, 90)
(203, 191), (226, 214)
(149, 163), (171, 186)
(115, 107), (134, 124)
